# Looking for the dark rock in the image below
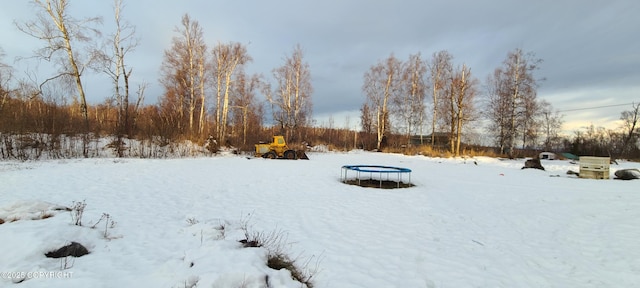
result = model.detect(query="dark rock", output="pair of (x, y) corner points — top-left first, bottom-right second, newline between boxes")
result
(522, 158), (545, 170)
(567, 170), (579, 177)
(614, 169), (640, 180)
(239, 239), (261, 248)
(45, 242), (89, 258)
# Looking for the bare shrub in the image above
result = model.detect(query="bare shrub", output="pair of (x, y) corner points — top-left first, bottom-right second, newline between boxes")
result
(106, 138), (128, 157)
(240, 228), (288, 250)
(385, 144), (503, 159)
(186, 217), (199, 225)
(91, 213), (116, 238)
(264, 246), (320, 288)
(215, 220), (227, 240)
(70, 200), (87, 226)
(238, 220), (319, 288)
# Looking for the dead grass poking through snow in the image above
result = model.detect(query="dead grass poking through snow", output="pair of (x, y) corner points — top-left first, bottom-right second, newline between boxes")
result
(239, 221), (319, 288)
(265, 251), (318, 288)
(38, 211), (55, 220)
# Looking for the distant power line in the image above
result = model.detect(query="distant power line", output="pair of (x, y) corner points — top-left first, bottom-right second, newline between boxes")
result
(558, 102), (637, 113)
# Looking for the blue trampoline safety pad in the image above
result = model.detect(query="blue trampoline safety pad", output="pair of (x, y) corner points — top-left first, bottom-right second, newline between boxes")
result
(341, 165), (411, 173)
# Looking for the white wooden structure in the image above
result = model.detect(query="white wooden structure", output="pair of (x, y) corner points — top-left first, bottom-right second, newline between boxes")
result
(539, 152), (556, 160)
(579, 156), (610, 179)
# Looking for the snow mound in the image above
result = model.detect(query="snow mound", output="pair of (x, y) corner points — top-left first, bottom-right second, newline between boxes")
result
(0, 200), (68, 222)
(308, 144), (329, 152)
(1, 153), (639, 287)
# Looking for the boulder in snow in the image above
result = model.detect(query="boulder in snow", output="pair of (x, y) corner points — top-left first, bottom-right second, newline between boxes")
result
(614, 169), (640, 180)
(522, 158), (545, 170)
(45, 242), (89, 258)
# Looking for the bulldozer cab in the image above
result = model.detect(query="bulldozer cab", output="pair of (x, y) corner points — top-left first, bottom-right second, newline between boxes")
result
(272, 136), (286, 147)
(268, 136), (289, 156)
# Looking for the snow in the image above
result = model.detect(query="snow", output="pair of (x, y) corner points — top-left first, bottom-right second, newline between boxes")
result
(1, 151), (639, 287)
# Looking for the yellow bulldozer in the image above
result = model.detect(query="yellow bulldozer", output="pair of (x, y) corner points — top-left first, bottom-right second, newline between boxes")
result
(254, 135), (309, 159)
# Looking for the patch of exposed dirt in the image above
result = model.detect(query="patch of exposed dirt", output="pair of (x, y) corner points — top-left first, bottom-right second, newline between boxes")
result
(342, 179), (414, 189)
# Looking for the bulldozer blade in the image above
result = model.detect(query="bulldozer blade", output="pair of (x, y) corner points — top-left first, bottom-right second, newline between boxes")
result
(297, 150), (309, 160)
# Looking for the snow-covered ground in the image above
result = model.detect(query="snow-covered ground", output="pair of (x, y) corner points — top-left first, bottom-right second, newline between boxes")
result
(1, 151), (639, 287)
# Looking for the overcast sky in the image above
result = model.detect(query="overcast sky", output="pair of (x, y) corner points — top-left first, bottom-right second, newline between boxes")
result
(1, 0), (639, 133)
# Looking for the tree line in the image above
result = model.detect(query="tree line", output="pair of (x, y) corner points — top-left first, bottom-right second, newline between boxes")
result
(1, 0), (314, 158)
(1, 0), (638, 160)
(359, 49), (639, 159)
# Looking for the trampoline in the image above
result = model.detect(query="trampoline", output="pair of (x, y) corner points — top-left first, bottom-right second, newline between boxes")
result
(341, 165), (412, 188)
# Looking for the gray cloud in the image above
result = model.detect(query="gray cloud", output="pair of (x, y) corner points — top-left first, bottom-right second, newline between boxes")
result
(2, 0), (639, 130)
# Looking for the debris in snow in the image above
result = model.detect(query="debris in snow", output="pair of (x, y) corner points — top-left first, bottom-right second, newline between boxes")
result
(45, 242), (89, 258)
(614, 168), (640, 180)
(567, 170), (580, 177)
(521, 158), (545, 170)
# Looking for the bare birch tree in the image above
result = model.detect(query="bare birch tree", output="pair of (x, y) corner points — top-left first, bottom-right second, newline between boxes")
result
(395, 53), (427, 145)
(362, 54), (402, 150)
(521, 92), (540, 149)
(212, 42), (251, 145)
(488, 48), (542, 157)
(268, 44), (313, 141)
(485, 68), (511, 152)
(447, 64), (478, 155)
(428, 51), (453, 147)
(197, 43), (207, 136)
(16, 0), (102, 157)
(229, 70), (263, 146)
(538, 99), (563, 150)
(100, 0), (143, 156)
(159, 14), (207, 137)
(359, 102), (375, 149)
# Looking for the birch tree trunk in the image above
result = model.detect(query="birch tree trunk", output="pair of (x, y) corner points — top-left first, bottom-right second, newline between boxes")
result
(197, 45), (207, 136)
